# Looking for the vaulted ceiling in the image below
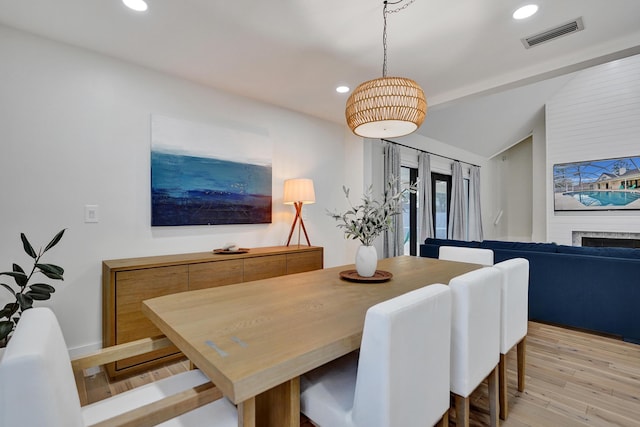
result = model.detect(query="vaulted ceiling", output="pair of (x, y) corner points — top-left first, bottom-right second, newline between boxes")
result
(1, 0), (639, 157)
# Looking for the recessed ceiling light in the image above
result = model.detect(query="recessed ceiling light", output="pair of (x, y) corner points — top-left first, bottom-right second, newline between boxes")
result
(123, 0), (148, 12)
(336, 86), (350, 94)
(513, 4), (538, 20)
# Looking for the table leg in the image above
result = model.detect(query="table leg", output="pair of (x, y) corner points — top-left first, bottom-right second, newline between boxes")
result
(238, 397), (256, 427)
(255, 377), (300, 427)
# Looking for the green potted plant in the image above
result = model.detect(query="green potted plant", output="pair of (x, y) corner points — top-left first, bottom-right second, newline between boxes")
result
(0, 229), (65, 348)
(328, 177), (417, 277)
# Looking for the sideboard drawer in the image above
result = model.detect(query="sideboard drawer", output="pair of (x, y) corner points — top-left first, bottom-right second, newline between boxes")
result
(287, 250), (324, 274)
(243, 255), (287, 282)
(189, 260), (243, 291)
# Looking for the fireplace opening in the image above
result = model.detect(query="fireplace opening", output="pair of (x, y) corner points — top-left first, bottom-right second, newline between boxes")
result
(582, 237), (640, 248)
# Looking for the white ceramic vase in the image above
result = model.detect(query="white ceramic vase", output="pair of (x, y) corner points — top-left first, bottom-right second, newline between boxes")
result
(355, 245), (378, 277)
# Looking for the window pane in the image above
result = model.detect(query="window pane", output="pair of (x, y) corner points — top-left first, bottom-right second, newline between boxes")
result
(434, 179), (448, 239)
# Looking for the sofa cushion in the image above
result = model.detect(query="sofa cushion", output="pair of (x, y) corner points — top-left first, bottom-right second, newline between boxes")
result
(419, 244), (440, 259)
(480, 240), (558, 253)
(556, 245), (640, 260)
(425, 238), (480, 248)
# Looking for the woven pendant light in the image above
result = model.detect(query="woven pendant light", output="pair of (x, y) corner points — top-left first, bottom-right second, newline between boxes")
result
(346, 76), (426, 138)
(346, 0), (427, 138)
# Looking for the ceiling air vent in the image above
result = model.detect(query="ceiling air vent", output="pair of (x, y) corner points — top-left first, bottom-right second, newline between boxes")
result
(521, 17), (584, 49)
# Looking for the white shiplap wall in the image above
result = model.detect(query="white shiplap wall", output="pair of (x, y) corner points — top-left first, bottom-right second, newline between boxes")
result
(546, 54), (640, 244)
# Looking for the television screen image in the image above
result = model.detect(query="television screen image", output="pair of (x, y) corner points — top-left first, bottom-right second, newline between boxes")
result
(553, 155), (640, 211)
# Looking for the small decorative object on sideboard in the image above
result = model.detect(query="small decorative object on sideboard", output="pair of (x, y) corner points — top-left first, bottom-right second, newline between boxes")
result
(213, 242), (249, 254)
(0, 229), (65, 348)
(328, 176), (417, 278)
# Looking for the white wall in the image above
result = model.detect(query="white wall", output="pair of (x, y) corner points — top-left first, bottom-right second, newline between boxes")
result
(487, 104), (547, 243)
(531, 111), (547, 242)
(488, 153), (507, 240)
(546, 53), (640, 244)
(489, 136), (533, 242)
(0, 24), (361, 353)
(504, 137), (533, 241)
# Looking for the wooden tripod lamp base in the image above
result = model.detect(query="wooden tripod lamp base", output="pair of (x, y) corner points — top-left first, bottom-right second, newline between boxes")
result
(283, 178), (315, 247)
(286, 202), (311, 246)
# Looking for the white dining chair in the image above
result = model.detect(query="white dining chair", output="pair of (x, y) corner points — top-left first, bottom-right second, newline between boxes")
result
(300, 284), (452, 427)
(494, 258), (529, 420)
(449, 267), (502, 427)
(439, 246), (494, 266)
(0, 307), (238, 427)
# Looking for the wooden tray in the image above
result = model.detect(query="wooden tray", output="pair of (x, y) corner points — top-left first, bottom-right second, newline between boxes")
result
(339, 269), (393, 283)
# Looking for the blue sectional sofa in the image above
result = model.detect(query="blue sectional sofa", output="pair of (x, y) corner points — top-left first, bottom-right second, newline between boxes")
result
(420, 237), (640, 344)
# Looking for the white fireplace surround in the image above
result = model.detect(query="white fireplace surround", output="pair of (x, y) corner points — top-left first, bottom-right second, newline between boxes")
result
(571, 231), (640, 246)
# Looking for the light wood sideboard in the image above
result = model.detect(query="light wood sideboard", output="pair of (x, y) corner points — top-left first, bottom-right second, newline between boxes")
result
(102, 245), (323, 378)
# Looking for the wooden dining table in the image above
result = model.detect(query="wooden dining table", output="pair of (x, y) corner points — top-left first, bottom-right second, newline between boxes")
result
(142, 255), (481, 427)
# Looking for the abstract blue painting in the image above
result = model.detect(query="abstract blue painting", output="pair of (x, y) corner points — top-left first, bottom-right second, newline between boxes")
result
(151, 115), (272, 226)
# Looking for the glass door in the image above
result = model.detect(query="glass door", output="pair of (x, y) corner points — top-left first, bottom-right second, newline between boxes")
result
(401, 167), (418, 255)
(432, 173), (451, 239)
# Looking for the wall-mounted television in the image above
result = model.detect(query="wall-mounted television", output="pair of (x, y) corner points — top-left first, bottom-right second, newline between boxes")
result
(553, 155), (640, 211)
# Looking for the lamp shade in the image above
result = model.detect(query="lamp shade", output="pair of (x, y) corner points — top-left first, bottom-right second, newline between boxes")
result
(345, 76), (427, 138)
(283, 178), (315, 205)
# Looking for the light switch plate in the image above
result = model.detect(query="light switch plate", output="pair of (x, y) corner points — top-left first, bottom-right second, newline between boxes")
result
(85, 205), (99, 223)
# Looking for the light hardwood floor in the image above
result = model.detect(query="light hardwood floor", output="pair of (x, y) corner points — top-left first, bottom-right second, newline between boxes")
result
(80, 322), (640, 426)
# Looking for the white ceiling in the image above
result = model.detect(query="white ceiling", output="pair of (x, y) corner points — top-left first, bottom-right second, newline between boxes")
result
(1, 0), (640, 157)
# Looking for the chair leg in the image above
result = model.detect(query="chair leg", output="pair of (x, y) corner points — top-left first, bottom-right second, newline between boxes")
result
(499, 353), (508, 420)
(487, 365), (499, 427)
(517, 336), (527, 392)
(454, 394), (469, 427)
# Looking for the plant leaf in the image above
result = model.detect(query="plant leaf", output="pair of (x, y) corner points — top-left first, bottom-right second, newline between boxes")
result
(29, 283), (55, 294)
(12, 264), (25, 274)
(0, 271), (28, 287)
(1, 303), (19, 318)
(44, 229), (66, 252)
(20, 233), (37, 259)
(1, 283), (16, 297)
(16, 293), (33, 310)
(36, 264), (64, 280)
(25, 290), (51, 301)
(0, 321), (13, 341)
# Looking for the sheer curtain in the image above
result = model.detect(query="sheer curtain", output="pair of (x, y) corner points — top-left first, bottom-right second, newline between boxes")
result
(383, 142), (403, 257)
(468, 165), (483, 241)
(418, 152), (434, 242)
(448, 161), (466, 240)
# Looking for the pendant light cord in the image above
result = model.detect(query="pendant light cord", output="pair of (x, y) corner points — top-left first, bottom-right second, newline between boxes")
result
(382, 1), (389, 77)
(382, 0), (416, 77)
